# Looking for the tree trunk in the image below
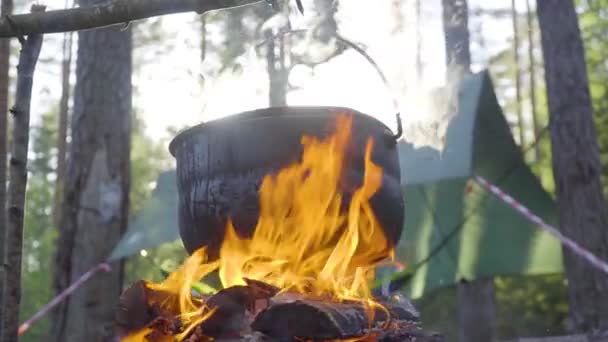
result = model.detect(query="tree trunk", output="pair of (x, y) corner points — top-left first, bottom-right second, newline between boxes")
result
(51, 0), (132, 339)
(2, 5), (45, 340)
(0, 0), (12, 332)
(457, 279), (497, 342)
(511, 0), (525, 148)
(526, 0), (541, 160)
(441, 0), (470, 75)
(537, 0), (608, 334)
(442, 1), (496, 341)
(53, 31), (73, 229)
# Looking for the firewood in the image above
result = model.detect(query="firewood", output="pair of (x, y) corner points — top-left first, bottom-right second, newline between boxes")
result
(115, 280), (159, 336)
(115, 279), (439, 342)
(242, 278), (281, 299)
(250, 293), (420, 341)
(195, 285), (255, 338)
(115, 280), (193, 338)
(187, 281), (280, 339)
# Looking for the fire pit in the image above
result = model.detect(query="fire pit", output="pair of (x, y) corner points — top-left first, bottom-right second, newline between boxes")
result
(116, 108), (443, 341)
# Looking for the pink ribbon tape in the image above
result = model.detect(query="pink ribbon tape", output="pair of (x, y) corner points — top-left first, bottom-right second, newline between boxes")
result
(18, 262), (111, 336)
(474, 175), (608, 275)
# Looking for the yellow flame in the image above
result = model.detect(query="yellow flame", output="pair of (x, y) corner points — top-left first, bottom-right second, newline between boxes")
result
(123, 113), (393, 341)
(217, 115), (390, 301)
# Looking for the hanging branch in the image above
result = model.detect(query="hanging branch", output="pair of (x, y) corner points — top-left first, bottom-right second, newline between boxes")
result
(1, 5), (45, 342)
(0, 0), (261, 38)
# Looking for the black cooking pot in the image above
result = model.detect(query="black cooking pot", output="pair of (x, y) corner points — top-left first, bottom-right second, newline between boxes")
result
(169, 106), (404, 257)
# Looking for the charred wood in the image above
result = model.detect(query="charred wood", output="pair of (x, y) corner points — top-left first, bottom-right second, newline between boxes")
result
(115, 280), (190, 338)
(115, 280), (440, 342)
(250, 293), (420, 341)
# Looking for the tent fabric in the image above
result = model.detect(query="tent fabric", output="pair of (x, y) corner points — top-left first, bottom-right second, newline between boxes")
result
(396, 71), (562, 298)
(398, 72), (481, 185)
(110, 70), (563, 298)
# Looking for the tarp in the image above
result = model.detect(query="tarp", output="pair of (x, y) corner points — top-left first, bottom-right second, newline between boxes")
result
(110, 70), (564, 298)
(394, 71), (563, 297)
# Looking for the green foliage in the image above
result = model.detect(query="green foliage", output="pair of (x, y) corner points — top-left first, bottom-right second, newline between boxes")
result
(495, 274), (568, 339)
(416, 275), (568, 341)
(129, 111), (172, 214)
(416, 286), (458, 341)
(123, 239), (188, 286)
(20, 111), (58, 342)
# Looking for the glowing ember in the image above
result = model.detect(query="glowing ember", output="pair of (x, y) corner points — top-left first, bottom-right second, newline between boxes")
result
(122, 114), (395, 341)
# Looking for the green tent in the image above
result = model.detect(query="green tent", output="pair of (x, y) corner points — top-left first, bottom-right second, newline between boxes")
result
(110, 70), (564, 298)
(396, 70), (562, 298)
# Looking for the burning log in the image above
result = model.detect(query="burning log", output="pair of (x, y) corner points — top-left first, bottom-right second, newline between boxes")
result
(115, 280), (185, 337)
(116, 280), (443, 342)
(250, 293), (420, 341)
(192, 279), (280, 338)
(116, 279), (279, 340)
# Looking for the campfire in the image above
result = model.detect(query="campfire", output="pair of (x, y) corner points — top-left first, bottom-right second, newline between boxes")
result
(115, 114), (442, 342)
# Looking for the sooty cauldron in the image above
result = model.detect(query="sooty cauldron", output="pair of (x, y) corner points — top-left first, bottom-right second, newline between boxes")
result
(169, 106), (404, 257)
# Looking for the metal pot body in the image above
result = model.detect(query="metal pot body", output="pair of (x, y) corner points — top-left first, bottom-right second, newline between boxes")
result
(169, 106), (404, 256)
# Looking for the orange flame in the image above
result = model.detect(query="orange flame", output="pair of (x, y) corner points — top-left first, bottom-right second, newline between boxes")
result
(123, 113), (393, 341)
(218, 114), (391, 300)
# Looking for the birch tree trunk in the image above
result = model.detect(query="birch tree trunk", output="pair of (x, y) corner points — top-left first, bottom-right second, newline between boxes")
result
(537, 0), (608, 334)
(51, 0), (132, 339)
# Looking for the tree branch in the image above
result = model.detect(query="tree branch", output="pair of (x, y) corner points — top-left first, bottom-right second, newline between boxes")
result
(1, 5), (44, 342)
(0, 0), (262, 38)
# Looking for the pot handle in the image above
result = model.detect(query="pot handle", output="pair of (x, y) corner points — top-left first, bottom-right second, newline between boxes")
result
(392, 113), (403, 142)
(260, 10), (404, 144)
(332, 34), (403, 145)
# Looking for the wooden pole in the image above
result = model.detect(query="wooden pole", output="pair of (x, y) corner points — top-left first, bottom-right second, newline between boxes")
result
(0, 0), (261, 38)
(0, 0), (13, 336)
(1, 5), (45, 342)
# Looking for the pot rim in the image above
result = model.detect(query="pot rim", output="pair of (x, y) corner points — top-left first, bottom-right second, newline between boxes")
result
(168, 106), (394, 157)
